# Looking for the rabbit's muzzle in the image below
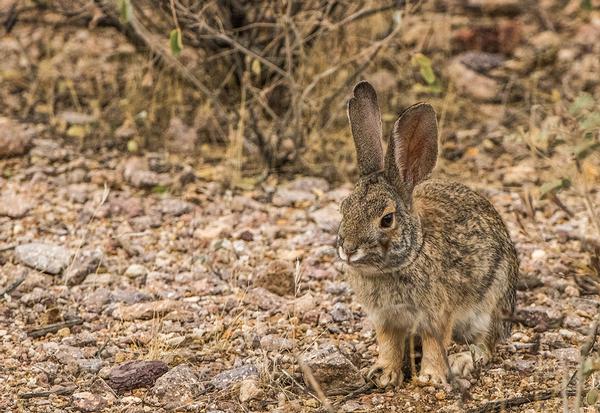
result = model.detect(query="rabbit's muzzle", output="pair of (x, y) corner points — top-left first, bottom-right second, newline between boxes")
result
(337, 236), (383, 267)
(338, 244), (367, 264)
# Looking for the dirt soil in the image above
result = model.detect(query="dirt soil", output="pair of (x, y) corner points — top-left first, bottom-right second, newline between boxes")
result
(0, 140), (598, 412)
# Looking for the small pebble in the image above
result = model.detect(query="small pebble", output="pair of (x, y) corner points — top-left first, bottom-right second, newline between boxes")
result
(57, 327), (70, 337)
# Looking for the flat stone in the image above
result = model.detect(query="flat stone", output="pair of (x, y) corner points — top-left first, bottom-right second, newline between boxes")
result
(82, 273), (117, 286)
(512, 359), (535, 373)
(149, 364), (205, 407)
(516, 306), (563, 331)
(300, 343), (365, 396)
(159, 198), (193, 216)
(109, 195), (144, 218)
(124, 264), (148, 278)
(552, 348), (580, 364)
(211, 364), (259, 390)
(291, 293), (315, 315)
(65, 249), (103, 285)
(15, 243), (72, 275)
(78, 359), (103, 374)
(112, 300), (182, 320)
(260, 335), (294, 352)
(107, 360), (169, 393)
(459, 51), (505, 73)
(0, 192), (32, 218)
(72, 391), (106, 412)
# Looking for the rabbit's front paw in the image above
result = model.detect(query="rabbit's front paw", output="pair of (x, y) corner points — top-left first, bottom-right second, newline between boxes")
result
(367, 361), (401, 388)
(416, 370), (448, 387)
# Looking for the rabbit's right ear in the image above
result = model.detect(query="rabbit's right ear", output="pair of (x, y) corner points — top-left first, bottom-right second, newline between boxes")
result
(347, 81), (384, 176)
(385, 103), (438, 205)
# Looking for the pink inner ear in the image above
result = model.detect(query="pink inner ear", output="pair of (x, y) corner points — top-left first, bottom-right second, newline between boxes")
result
(408, 126), (436, 186)
(387, 103), (438, 194)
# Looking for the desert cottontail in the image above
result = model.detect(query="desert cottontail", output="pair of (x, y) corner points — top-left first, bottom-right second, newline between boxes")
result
(337, 81), (519, 388)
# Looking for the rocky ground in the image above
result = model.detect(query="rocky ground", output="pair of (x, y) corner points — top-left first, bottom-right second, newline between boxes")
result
(0, 131), (599, 412)
(1, 0), (600, 412)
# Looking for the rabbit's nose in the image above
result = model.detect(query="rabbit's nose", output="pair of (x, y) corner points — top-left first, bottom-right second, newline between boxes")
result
(339, 243), (357, 262)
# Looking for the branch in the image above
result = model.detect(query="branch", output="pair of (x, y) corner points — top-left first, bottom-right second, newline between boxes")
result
(27, 318), (84, 338)
(18, 386), (77, 399)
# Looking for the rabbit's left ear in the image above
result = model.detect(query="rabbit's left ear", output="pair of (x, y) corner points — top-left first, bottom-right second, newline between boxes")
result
(385, 103), (438, 203)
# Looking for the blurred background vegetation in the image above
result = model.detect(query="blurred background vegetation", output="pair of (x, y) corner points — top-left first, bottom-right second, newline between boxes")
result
(0, 0), (599, 192)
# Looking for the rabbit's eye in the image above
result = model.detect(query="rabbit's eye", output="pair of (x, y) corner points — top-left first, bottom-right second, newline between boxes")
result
(380, 213), (394, 228)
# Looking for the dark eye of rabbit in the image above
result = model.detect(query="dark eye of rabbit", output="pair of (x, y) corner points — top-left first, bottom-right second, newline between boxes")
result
(380, 213), (394, 228)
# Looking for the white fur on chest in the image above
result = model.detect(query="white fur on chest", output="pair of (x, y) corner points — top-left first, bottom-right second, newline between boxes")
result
(367, 303), (426, 333)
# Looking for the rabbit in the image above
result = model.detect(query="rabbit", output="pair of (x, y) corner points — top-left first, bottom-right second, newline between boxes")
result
(337, 81), (519, 388)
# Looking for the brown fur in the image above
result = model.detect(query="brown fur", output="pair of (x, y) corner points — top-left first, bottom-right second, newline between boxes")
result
(339, 82), (519, 387)
(347, 81), (384, 176)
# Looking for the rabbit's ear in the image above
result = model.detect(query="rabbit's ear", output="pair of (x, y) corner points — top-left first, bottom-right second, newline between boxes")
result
(347, 81), (384, 176)
(385, 103), (438, 203)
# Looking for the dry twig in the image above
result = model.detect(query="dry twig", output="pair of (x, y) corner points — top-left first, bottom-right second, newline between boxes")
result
(0, 274), (27, 299)
(18, 386), (77, 399)
(27, 318), (84, 338)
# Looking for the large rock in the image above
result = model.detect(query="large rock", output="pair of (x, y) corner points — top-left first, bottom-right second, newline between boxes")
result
(15, 243), (72, 275)
(107, 360), (169, 393)
(300, 344), (365, 396)
(149, 364), (205, 408)
(0, 117), (35, 157)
